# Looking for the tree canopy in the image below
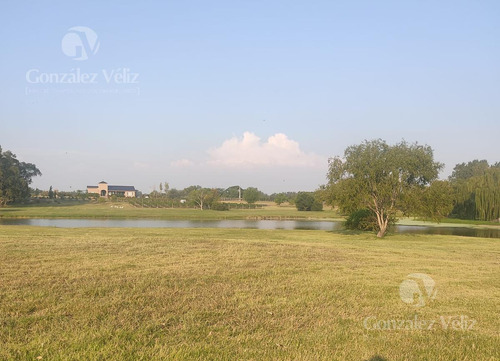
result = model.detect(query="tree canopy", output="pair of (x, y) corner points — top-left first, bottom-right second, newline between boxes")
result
(274, 193), (288, 206)
(243, 187), (259, 204)
(449, 159), (490, 182)
(0, 146), (41, 206)
(450, 160), (499, 221)
(326, 139), (442, 237)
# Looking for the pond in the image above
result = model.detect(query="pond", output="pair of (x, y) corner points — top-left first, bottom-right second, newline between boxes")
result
(0, 218), (499, 238)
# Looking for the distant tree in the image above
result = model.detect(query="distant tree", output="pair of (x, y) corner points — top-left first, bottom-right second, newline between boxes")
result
(149, 190), (161, 199)
(183, 185), (201, 196)
(274, 193), (288, 206)
(295, 192), (323, 211)
(0, 146), (41, 206)
(285, 192), (298, 205)
(243, 187), (260, 204)
(257, 189), (271, 201)
(188, 188), (220, 210)
(159, 182), (163, 193)
(204, 188), (221, 209)
(326, 139), (442, 237)
(222, 186), (241, 199)
(168, 188), (181, 200)
(449, 159), (490, 182)
(48, 186), (54, 199)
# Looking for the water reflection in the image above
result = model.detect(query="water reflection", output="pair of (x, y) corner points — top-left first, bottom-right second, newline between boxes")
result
(0, 218), (498, 238)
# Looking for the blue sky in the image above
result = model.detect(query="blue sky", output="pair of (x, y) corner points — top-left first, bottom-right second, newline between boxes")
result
(1, 0), (499, 193)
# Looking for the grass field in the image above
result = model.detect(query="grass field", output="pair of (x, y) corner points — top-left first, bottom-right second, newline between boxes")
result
(0, 201), (338, 221)
(1, 226), (498, 360)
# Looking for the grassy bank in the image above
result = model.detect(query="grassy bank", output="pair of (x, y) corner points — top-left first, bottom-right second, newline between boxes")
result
(1, 227), (498, 360)
(0, 202), (339, 221)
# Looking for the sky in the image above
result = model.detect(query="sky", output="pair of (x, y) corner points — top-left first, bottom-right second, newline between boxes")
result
(1, 0), (499, 194)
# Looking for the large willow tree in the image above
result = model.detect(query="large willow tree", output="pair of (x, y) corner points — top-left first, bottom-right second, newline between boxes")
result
(327, 139), (443, 237)
(450, 160), (500, 221)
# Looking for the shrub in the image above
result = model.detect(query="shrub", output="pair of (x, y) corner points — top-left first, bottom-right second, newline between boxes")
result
(211, 202), (230, 211)
(344, 209), (394, 232)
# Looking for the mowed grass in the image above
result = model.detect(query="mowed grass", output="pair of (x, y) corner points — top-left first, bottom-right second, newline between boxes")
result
(0, 202), (338, 221)
(0, 227), (499, 360)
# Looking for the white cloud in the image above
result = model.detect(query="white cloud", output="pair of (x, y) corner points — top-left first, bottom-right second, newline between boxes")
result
(170, 158), (195, 168)
(207, 132), (324, 168)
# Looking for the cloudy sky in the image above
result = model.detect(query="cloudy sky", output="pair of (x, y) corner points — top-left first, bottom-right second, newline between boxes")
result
(1, 1), (499, 193)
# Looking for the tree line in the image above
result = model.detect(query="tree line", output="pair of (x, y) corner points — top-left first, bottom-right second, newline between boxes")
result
(132, 184), (317, 211)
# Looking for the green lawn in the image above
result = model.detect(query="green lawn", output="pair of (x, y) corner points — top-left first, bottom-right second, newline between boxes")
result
(1, 226), (498, 360)
(0, 201), (339, 221)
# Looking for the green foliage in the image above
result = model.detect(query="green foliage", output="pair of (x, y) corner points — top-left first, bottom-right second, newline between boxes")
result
(474, 169), (499, 221)
(211, 202), (230, 211)
(295, 192), (323, 211)
(243, 187), (259, 204)
(0, 146), (41, 206)
(221, 186), (242, 199)
(188, 188), (221, 210)
(327, 139), (442, 237)
(48, 186), (54, 199)
(450, 161), (499, 221)
(449, 159), (490, 182)
(344, 209), (379, 231)
(415, 180), (454, 222)
(274, 193), (288, 206)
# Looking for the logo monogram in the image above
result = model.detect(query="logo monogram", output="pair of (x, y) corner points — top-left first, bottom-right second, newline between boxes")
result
(399, 273), (437, 307)
(61, 26), (100, 61)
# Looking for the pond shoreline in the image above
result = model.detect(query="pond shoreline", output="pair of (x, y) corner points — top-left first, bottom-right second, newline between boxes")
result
(1, 218), (499, 238)
(1, 214), (498, 230)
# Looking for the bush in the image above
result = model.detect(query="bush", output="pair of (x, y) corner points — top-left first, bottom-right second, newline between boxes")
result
(344, 209), (395, 232)
(311, 200), (323, 211)
(211, 202), (230, 211)
(345, 209), (377, 231)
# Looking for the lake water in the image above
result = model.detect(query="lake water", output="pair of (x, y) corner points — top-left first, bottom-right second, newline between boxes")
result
(0, 218), (499, 238)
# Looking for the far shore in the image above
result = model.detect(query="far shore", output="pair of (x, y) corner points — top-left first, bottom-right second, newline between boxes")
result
(1, 201), (498, 230)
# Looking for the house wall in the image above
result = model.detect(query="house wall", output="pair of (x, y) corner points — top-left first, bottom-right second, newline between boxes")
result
(98, 183), (109, 197)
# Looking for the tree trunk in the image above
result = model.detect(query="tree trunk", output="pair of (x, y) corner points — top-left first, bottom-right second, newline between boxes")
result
(376, 223), (387, 238)
(375, 211), (388, 238)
